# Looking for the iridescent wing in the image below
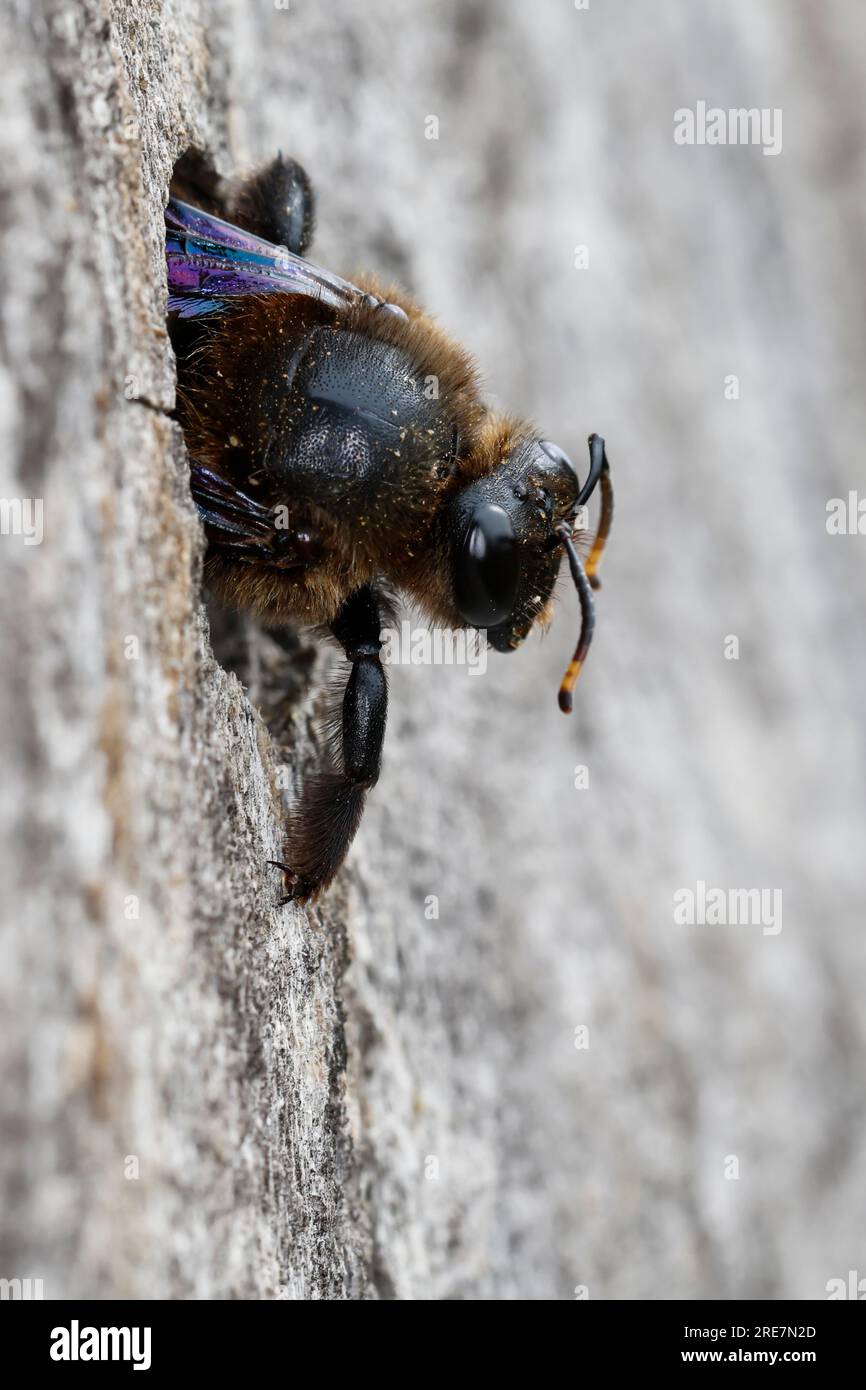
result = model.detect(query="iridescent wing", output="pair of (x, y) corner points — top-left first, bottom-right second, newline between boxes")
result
(165, 197), (371, 319)
(190, 463), (324, 571)
(188, 463), (280, 561)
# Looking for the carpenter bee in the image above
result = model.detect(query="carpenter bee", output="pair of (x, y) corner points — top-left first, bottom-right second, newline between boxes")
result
(165, 155), (614, 902)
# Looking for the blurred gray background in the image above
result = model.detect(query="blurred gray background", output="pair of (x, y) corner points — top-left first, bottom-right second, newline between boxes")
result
(1, 0), (865, 1299)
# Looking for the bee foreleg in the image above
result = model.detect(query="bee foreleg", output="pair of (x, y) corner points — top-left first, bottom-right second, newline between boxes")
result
(274, 586), (387, 903)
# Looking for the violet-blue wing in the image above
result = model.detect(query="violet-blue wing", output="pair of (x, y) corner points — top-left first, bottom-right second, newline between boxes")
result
(165, 197), (364, 319)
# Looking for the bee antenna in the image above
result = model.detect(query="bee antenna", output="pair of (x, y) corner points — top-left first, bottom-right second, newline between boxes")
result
(577, 433), (607, 506)
(571, 433), (614, 591)
(554, 523), (596, 714)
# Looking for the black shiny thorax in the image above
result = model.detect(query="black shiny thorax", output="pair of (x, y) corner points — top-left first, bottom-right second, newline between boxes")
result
(259, 323), (455, 504)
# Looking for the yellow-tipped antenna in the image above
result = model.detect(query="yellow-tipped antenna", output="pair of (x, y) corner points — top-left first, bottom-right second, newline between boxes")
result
(555, 434), (614, 712)
(584, 439), (614, 590)
(556, 525), (596, 713)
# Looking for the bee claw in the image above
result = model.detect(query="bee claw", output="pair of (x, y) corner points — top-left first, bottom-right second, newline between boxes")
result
(268, 859), (313, 905)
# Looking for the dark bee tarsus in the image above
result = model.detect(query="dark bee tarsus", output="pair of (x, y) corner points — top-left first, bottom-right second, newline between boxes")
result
(279, 586), (388, 901)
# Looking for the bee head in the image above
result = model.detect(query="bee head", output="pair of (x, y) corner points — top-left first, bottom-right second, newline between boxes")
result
(448, 433), (613, 708)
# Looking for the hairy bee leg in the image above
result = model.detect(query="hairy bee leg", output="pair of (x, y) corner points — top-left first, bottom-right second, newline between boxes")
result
(206, 527), (324, 568)
(274, 586), (387, 904)
(228, 154), (315, 256)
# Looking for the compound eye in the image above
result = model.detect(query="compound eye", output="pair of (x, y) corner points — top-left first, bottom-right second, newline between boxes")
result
(454, 503), (519, 628)
(539, 439), (576, 477)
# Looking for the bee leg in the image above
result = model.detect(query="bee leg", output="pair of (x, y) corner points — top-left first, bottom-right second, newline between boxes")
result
(273, 586), (386, 904)
(228, 154), (315, 256)
(189, 461), (325, 568)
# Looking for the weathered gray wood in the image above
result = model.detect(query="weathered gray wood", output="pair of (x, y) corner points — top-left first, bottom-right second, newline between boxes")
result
(1, 0), (865, 1300)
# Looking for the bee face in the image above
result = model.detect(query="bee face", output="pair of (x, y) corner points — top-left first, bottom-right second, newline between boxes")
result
(449, 437), (581, 651)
